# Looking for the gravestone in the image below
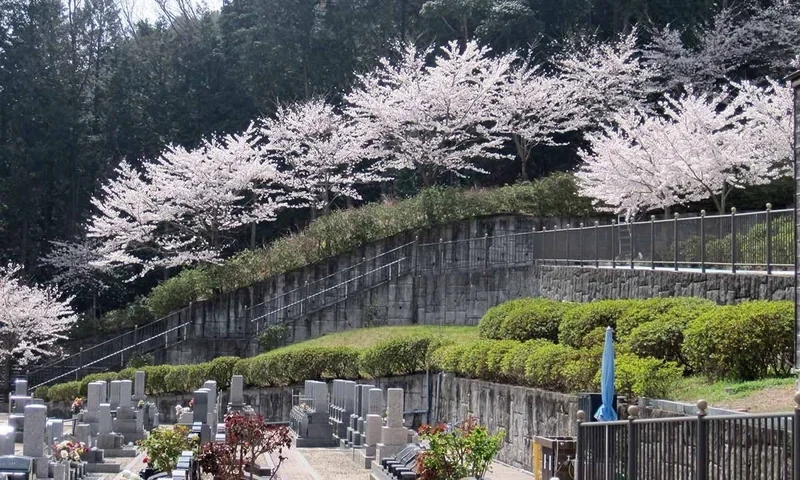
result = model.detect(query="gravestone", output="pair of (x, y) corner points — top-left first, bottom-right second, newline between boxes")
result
(8, 378), (32, 439)
(228, 375), (245, 414)
(0, 426), (14, 456)
(202, 380), (218, 430)
(354, 383), (375, 447)
(45, 419), (64, 445)
(133, 371), (146, 401)
(108, 381), (121, 410)
(192, 389), (211, 444)
(332, 380), (355, 443)
(376, 388), (409, 461)
(289, 380), (335, 447)
(356, 414), (383, 468)
(114, 380), (145, 443)
(347, 385), (365, 446)
(74, 424), (91, 449)
(96, 403), (123, 450)
(23, 403), (49, 478)
(83, 382), (105, 435)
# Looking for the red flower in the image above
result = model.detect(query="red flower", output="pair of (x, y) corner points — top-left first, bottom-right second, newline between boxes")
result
(143, 457), (150, 464)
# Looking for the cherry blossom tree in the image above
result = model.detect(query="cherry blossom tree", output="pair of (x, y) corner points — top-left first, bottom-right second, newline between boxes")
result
(88, 125), (287, 276)
(261, 99), (383, 217)
(556, 29), (657, 120)
(498, 63), (588, 180)
(577, 109), (680, 217)
(346, 40), (514, 187)
(40, 238), (115, 313)
(577, 82), (792, 216)
(0, 263), (77, 366)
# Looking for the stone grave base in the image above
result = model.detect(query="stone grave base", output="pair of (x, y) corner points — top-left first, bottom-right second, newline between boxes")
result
(293, 435), (338, 448)
(355, 446), (376, 469)
(103, 447), (138, 458)
(85, 462), (122, 474)
(369, 462), (395, 480)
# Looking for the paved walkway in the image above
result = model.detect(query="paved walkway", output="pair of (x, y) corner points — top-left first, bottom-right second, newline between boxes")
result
(273, 446), (534, 480)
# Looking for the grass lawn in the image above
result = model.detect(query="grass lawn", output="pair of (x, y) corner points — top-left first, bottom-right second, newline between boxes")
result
(271, 325), (480, 352)
(669, 376), (797, 413)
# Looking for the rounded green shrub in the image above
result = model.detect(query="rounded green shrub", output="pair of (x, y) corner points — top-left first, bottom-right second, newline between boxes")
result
(359, 337), (436, 378)
(616, 298), (714, 340)
(625, 318), (689, 367)
(458, 341), (496, 379)
(485, 340), (521, 382)
(35, 385), (50, 401)
(479, 298), (537, 340)
(79, 372), (118, 396)
(500, 339), (551, 384)
(524, 343), (574, 390)
(562, 347), (602, 392)
(46, 382), (82, 402)
(558, 300), (635, 348)
(142, 365), (171, 395)
(498, 299), (575, 342)
(611, 354), (683, 400)
(430, 343), (473, 374)
(682, 301), (793, 380)
(206, 356), (240, 388)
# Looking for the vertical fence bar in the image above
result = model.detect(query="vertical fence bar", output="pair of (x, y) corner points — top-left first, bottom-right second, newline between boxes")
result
(594, 222), (599, 268)
(566, 224), (571, 266)
(553, 226), (559, 265)
(77, 347), (83, 381)
(731, 208), (737, 274)
(627, 406), (639, 480)
(673, 213), (679, 271)
(794, 393), (800, 480)
(438, 238), (444, 273)
(700, 210), (706, 273)
(696, 400), (709, 480)
(611, 220), (616, 269)
(484, 232), (489, 271)
(766, 204), (773, 275)
(576, 410), (585, 480)
(650, 216), (655, 270)
(630, 221), (634, 270)
(579, 223), (584, 268)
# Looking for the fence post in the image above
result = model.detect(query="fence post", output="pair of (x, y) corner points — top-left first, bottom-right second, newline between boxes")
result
(553, 226), (559, 265)
(579, 223), (584, 268)
(793, 392), (800, 480)
(566, 224), (571, 266)
(576, 410), (585, 480)
(696, 400), (709, 480)
(700, 210), (706, 273)
(303, 280), (309, 315)
(484, 232), (490, 271)
(627, 405), (639, 480)
(412, 235), (419, 276)
(673, 213), (679, 271)
(439, 238), (444, 273)
(594, 221), (599, 268)
(611, 220), (616, 269)
(77, 347), (83, 381)
(730, 207), (737, 274)
(650, 215), (655, 270)
(766, 203), (772, 274)
(630, 220), (634, 270)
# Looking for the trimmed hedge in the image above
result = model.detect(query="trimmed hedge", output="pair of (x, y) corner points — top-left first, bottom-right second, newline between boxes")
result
(478, 298), (537, 340)
(558, 300), (635, 348)
(40, 300), (794, 402)
(498, 299), (575, 342)
(612, 354), (684, 400)
(683, 301), (793, 380)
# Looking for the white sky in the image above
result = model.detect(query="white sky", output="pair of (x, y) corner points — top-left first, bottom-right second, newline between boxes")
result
(126, 0), (223, 23)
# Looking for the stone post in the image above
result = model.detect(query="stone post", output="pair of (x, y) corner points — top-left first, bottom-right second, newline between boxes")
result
(23, 403), (48, 478)
(133, 371), (146, 401)
(108, 381), (121, 410)
(376, 388), (409, 461)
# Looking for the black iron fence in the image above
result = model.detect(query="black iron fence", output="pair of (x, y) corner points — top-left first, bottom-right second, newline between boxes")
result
(577, 400), (798, 480)
(535, 206), (793, 273)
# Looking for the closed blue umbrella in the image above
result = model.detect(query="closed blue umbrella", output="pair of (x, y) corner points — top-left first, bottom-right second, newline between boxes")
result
(594, 326), (618, 421)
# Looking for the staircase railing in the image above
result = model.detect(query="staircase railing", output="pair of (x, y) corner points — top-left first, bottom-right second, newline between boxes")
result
(245, 241), (416, 333)
(26, 305), (191, 389)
